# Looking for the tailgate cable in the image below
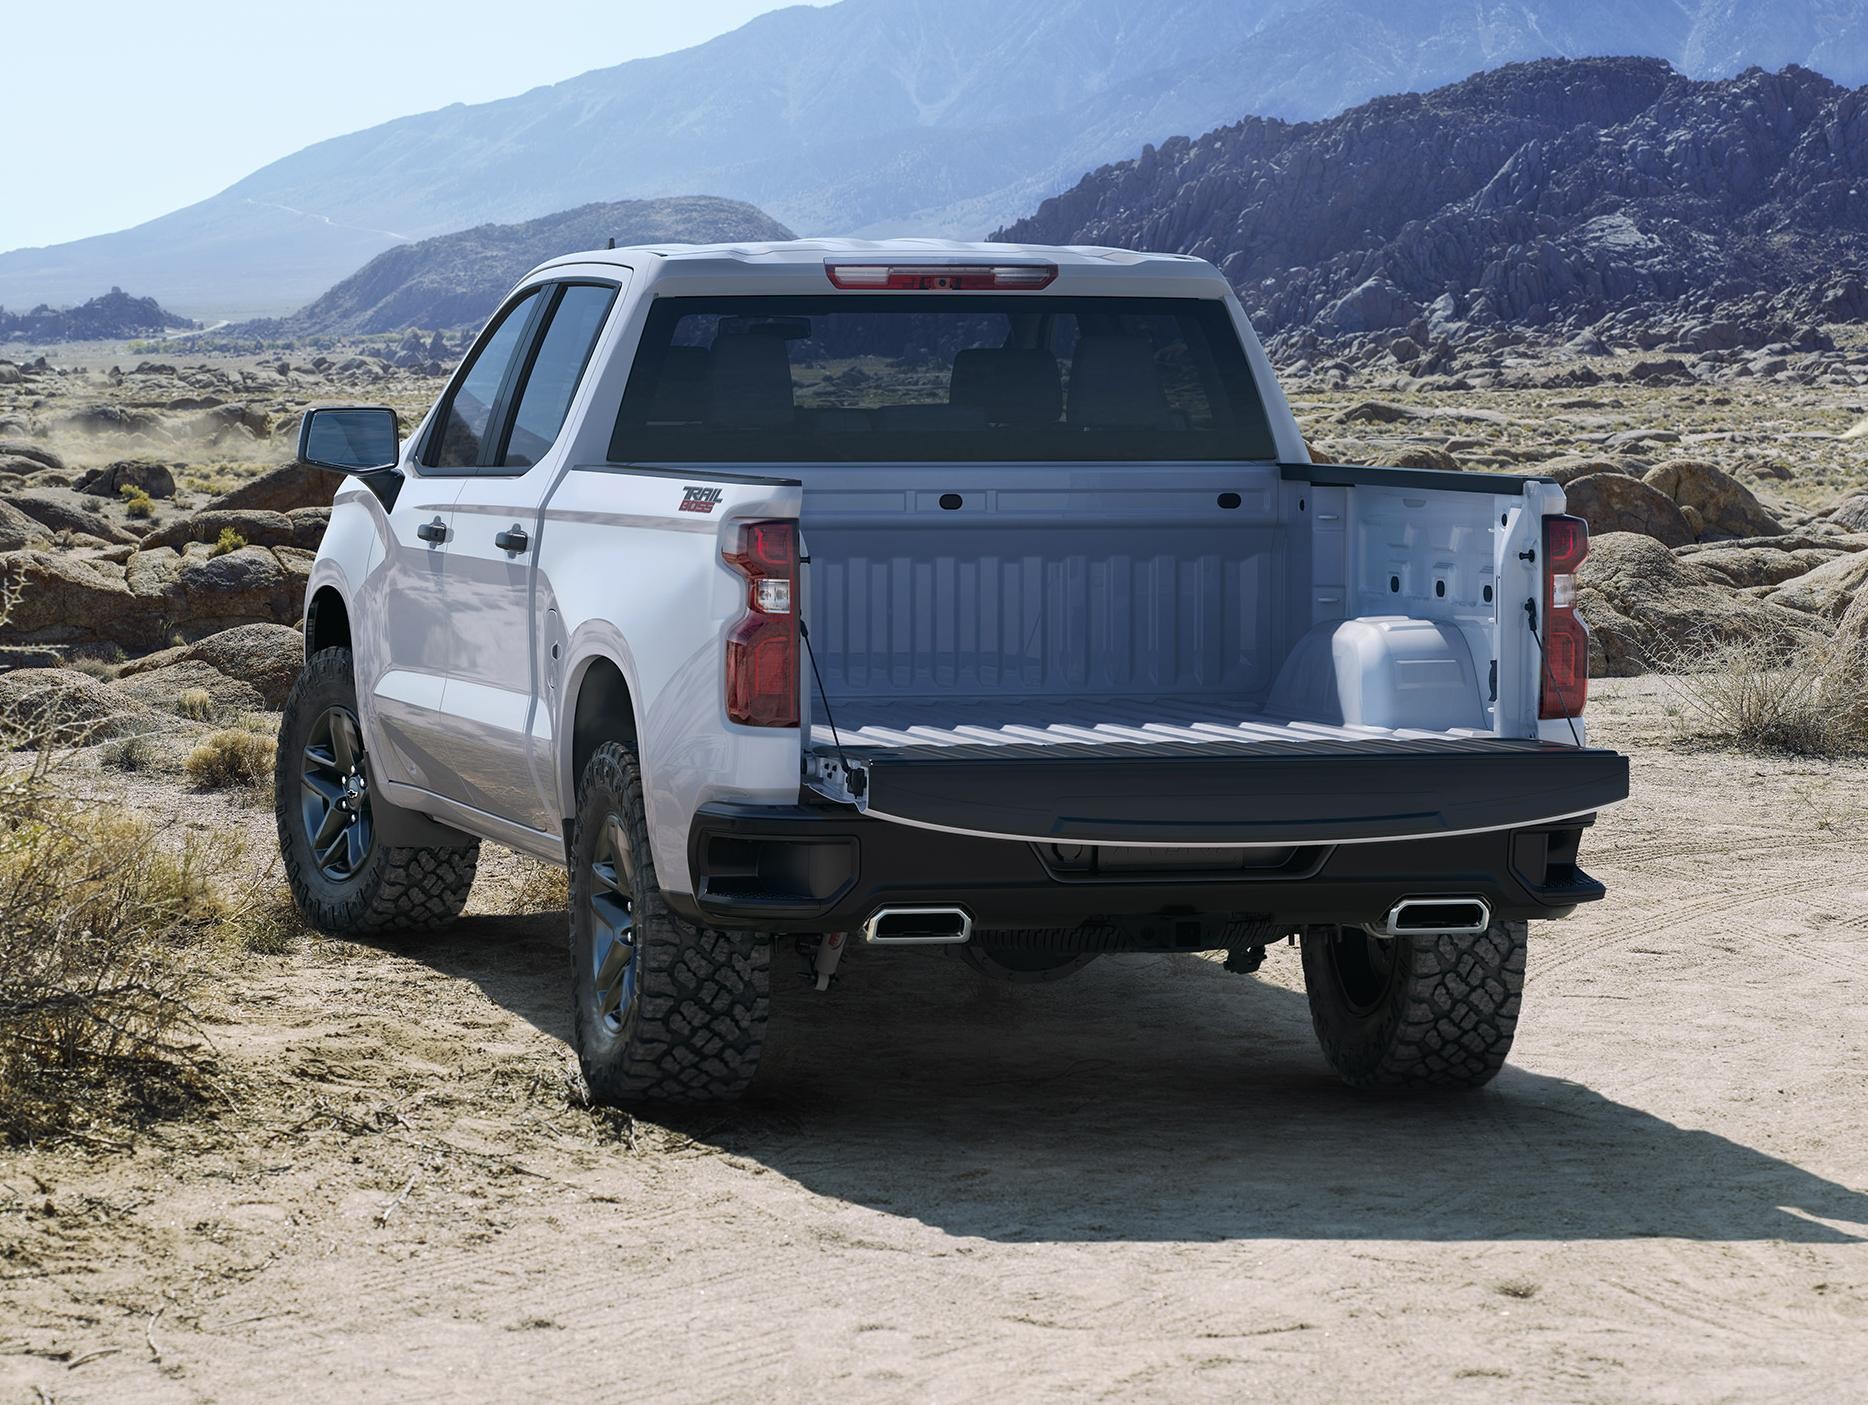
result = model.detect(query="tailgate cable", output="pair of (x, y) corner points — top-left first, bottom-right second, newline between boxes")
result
(1524, 598), (1583, 748)
(799, 618), (865, 799)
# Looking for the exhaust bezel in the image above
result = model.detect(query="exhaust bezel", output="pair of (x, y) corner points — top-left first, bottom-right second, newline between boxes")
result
(862, 905), (974, 945)
(1365, 896), (1493, 939)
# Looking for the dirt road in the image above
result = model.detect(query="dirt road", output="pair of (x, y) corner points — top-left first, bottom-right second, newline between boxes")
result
(4, 678), (1866, 1403)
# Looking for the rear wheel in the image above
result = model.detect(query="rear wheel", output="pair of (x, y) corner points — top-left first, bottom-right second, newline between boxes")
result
(276, 647), (478, 935)
(1301, 920), (1525, 1089)
(568, 741), (769, 1106)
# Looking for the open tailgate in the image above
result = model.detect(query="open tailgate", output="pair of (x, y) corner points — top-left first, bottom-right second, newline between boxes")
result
(811, 735), (1629, 846)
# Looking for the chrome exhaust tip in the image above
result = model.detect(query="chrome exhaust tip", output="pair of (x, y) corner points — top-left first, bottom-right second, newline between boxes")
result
(862, 906), (973, 945)
(1366, 897), (1492, 939)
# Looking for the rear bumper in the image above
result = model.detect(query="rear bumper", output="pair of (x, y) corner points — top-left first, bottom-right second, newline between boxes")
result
(675, 800), (1610, 940)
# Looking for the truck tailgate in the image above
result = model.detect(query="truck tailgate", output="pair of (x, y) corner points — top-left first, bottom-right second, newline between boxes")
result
(810, 722), (1628, 846)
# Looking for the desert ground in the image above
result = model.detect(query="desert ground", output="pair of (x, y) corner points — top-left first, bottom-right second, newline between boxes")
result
(0, 679), (1865, 1404)
(2, 333), (1867, 1403)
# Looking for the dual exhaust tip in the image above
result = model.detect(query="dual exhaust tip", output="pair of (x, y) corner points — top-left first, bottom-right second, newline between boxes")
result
(1366, 896), (1492, 939)
(863, 897), (1490, 946)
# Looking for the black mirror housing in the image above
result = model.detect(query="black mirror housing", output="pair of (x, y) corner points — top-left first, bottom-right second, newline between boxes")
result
(298, 405), (401, 474)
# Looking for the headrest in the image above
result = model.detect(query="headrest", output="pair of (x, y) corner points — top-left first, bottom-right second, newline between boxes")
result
(950, 347), (1063, 427)
(708, 333), (794, 430)
(1066, 335), (1170, 428)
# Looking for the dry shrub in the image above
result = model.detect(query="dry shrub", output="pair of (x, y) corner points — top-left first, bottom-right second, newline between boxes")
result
(176, 686), (216, 721)
(1655, 630), (1868, 757)
(119, 484), (155, 519)
(101, 732), (161, 772)
(210, 527), (247, 557)
(184, 728), (275, 790)
(508, 856), (569, 912)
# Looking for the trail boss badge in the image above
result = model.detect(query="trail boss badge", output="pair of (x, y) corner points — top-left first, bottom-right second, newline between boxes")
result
(679, 485), (723, 514)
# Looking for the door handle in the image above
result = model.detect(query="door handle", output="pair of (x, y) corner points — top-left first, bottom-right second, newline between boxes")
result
(416, 518), (449, 544)
(494, 525), (530, 554)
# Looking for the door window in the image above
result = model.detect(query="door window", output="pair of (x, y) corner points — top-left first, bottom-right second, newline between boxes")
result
(501, 284), (617, 468)
(427, 289), (544, 470)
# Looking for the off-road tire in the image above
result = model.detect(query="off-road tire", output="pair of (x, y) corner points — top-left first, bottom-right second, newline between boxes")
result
(276, 647), (478, 935)
(1301, 920), (1526, 1089)
(569, 741), (769, 1106)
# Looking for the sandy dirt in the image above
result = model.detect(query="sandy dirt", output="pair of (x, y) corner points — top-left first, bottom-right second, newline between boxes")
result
(3, 678), (1866, 1404)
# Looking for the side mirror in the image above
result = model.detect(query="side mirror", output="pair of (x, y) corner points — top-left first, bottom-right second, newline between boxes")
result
(298, 406), (401, 475)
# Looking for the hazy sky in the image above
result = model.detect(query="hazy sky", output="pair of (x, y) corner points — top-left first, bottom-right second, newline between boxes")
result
(3, 0), (824, 252)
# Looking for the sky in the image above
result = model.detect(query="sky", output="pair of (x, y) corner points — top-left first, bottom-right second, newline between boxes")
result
(2, 0), (824, 253)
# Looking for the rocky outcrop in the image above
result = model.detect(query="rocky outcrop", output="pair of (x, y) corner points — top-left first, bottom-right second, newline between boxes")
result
(2, 488), (138, 544)
(995, 59), (1868, 344)
(1576, 532), (1828, 675)
(0, 543), (311, 649)
(75, 459), (177, 500)
(1562, 473), (1695, 547)
(116, 622), (303, 708)
(1641, 460), (1782, 541)
(201, 463), (335, 514)
(0, 668), (162, 746)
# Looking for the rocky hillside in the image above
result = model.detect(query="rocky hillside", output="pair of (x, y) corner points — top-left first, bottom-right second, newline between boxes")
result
(996, 59), (1868, 350)
(0, 288), (194, 343)
(246, 197), (795, 339)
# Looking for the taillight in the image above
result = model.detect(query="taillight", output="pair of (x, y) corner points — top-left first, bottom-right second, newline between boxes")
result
(825, 263), (1057, 291)
(723, 520), (799, 727)
(1540, 513), (1589, 720)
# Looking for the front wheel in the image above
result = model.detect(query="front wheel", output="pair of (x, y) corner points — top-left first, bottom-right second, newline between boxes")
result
(276, 647), (478, 935)
(568, 740), (769, 1106)
(1301, 920), (1526, 1089)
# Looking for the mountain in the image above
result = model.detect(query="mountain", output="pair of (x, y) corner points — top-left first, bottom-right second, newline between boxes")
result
(248, 197), (795, 338)
(994, 59), (1868, 345)
(3, 0), (1865, 319)
(0, 287), (195, 343)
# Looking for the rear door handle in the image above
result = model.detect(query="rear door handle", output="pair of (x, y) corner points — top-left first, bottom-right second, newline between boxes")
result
(494, 525), (530, 554)
(416, 518), (449, 544)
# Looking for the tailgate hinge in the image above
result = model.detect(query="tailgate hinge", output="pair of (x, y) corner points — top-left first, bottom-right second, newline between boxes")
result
(804, 751), (869, 808)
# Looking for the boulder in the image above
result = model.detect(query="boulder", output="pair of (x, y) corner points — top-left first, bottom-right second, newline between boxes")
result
(2, 488), (137, 544)
(108, 659), (266, 717)
(1763, 552), (1868, 621)
(76, 458), (177, 500)
(1390, 445), (1461, 471)
(0, 499), (48, 552)
(0, 440), (65, 473)
(140, 508), (296, 551)
(202, 462), (335, 514)
(1836, 588), (1868, 649)
(1576, 532), (1827, 676)
(1681, 545), (1844, 590)
(118, 622), (303, 708)
(1827, 493), (1868, 533)
(1641, 459), (1781, 540)
(0, 668), (160, 747)
(1562, 473), (1694, 547)
(288, 507), (330, 550)
(1536, 456), (1634, 485)
(1337, 401), (1418, 425)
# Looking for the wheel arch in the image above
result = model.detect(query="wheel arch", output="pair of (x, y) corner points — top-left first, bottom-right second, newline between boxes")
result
(305, 585), (351, 654)
(563, 654), (640, 833)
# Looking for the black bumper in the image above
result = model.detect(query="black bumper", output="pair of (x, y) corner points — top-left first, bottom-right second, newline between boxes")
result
(675, 800), (1611, 940)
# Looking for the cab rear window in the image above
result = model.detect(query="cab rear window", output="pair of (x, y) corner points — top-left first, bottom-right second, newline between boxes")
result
(608, 295), (1275, 463)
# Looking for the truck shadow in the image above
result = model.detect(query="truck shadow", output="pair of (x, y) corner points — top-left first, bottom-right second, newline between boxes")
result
(422, 917), (1868, 1246)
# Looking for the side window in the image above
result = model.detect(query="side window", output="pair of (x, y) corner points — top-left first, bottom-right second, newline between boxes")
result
(500, 284), (617, 468)
(426, 288), (544, 470)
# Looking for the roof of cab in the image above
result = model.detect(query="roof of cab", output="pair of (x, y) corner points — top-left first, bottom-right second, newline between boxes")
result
(524, 237), (1229, 296)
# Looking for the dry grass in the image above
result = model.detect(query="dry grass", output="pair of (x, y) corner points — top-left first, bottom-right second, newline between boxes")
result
(507, 856), (569, 913)
(184, 728), (275, 791)
(176, 686), (216, 721)
(1655, 632), (1868, 757)
(210, 526), (247, 557)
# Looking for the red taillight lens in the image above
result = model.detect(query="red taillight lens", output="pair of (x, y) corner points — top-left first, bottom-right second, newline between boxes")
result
(825, 263), (1058, 291)
(1540, 513), (1590, 721)
(723, 520), (799, 727)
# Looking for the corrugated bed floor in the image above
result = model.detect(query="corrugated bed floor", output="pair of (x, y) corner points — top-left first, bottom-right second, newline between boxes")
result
(810, 695), (1494, 752)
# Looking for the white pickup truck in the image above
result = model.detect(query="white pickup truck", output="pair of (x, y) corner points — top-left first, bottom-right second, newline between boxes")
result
(277, 238), (1628, 1106)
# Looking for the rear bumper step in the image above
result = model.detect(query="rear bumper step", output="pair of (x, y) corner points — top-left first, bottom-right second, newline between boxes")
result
(679, 801), (1611, 936)
(815, 735), (1628, 847)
